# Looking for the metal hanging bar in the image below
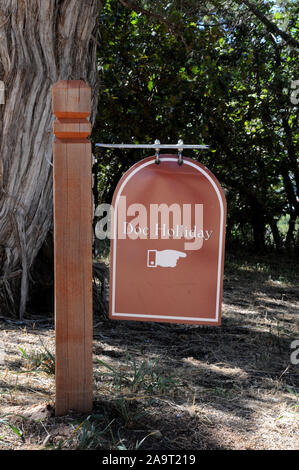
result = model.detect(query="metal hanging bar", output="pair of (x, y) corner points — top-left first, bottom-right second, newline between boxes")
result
(95, 143), (209, 149)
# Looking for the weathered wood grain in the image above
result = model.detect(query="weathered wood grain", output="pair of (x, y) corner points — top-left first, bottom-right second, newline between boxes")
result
(53, 81), (93, 416)
(0, 0), (101, 318)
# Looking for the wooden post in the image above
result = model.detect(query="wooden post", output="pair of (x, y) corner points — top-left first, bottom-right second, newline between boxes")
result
(52, 80), (93, 416)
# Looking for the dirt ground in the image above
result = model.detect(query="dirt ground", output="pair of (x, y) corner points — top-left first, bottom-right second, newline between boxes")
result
(0, 252), (298, 450)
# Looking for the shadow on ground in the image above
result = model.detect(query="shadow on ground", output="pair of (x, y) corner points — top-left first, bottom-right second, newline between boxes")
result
(0, 252), (298, 449)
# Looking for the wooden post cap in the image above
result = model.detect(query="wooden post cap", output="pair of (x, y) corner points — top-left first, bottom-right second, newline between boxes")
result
(53, 118), (92, 140)
(52, 80), (92, 139)
(52, 80), (91, 119)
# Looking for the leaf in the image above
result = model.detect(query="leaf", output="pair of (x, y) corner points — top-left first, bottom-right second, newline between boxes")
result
(0, 419), (23, 438)
(147, 80), (154, 92)
(18, 347), (29, 359)
(96, 358), (117, 373)
(274, 12), (283, 20)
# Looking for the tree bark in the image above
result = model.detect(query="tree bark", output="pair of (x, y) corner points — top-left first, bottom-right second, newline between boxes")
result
(249, 197), (266, 252)
(285, 211), (297, 251)
(0, 0), (102, 318)
(267, 216), (282, 252)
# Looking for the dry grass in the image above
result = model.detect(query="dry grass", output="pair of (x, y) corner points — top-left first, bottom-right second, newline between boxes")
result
(0, 252), (298, 450)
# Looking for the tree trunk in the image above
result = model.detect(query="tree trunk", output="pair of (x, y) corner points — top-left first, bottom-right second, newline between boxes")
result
(250, 199), (266, 252)
(0, 0), (102, 318)
(285, 211), (298, 251)
(267, 216), (282, 252)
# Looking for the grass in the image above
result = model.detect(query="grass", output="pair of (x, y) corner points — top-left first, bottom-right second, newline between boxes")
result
(0, 251), (298, 450)
(46, 413), (157, 450)
(224, 251), (298, 283)
(96, 353), (180, 395)
(286, 385), (299, 411)
(68, 415), (114, 450)
(0, 417), (23, 441)
(18, 341), (55, 375)
(116, 430), (160, 450)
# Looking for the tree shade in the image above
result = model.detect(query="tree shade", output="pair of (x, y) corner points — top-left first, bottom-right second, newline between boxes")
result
(93, 0), (298, 253)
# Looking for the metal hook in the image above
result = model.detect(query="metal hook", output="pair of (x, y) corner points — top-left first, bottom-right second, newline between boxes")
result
(155, 139), (160, 164)
(177, 139), (183, 166)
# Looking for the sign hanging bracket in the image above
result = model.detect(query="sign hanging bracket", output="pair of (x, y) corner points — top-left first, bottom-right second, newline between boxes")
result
(177, 139), (184, 166)
(95, 142), (209, 150)
(95, 140), (208, 166)
(155, 139), (160, 164)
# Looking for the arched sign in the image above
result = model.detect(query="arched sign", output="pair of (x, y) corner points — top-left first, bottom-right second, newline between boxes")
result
(109, 155), (226, 325)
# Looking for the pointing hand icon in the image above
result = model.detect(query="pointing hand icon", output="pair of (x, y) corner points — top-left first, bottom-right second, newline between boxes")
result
(147, 249), (187, 268)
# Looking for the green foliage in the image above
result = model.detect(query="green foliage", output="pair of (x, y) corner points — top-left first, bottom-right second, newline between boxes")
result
(97, 353), (179, 394)
(93, 0), (299, 252)
(116, 430), (159, 450)
(0, 418), (23, 440)
(0, 413), (27, 442)
(18, 343), (55, 375)
(70, 415), (114, 450)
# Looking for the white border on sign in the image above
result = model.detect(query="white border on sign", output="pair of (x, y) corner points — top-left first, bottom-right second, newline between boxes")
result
(111, 157), (225, 323)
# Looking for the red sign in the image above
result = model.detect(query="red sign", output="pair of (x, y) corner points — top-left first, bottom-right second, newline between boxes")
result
(109, 155), (226, 325)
